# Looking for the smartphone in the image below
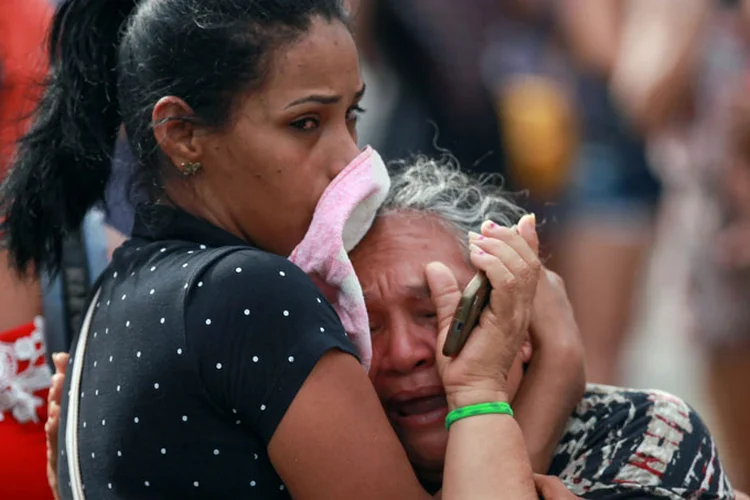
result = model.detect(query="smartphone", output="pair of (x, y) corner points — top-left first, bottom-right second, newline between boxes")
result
(442, 271), (492, 356)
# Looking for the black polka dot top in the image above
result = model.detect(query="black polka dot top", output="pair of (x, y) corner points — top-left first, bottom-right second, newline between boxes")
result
(57, 205), (357, 499)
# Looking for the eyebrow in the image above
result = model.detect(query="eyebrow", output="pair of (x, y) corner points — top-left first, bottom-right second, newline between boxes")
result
(284, 83), (366, 109)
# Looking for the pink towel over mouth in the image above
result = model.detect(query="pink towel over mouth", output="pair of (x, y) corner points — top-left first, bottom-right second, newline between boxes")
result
(289, 146), (390, 371)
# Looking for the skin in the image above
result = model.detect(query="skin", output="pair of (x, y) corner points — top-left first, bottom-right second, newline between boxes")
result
(352, 213), (749, 497)
(352, 213), (585, 481)
(353, 214), (529, 480)
(153, 17), (365, 257)
(555, 0), (678, 385)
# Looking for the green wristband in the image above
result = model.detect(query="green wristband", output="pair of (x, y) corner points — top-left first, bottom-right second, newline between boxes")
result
(445, 402), (514, 429)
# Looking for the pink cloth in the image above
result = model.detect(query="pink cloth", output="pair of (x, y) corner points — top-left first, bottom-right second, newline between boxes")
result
(289, 147), (390, 370)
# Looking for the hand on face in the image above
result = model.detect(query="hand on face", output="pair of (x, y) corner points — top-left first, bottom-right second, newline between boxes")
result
(529, 268), (584, 369)
(512, 267), (586, 473)
(430, 214), (541, 409)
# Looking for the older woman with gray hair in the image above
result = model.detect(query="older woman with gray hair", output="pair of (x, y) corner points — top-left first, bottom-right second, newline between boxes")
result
(351, 156), (737, 498)
(45, 156), (737, 498)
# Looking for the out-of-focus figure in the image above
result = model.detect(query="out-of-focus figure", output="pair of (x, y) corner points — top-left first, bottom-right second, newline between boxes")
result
(0, 0), (50, 333)
(552, 0), (667, 385)
(640, 0), (750, 488)
(349, 0), (532, 176)
(349, 0), (661, 387)
(0, 1), (55, 498)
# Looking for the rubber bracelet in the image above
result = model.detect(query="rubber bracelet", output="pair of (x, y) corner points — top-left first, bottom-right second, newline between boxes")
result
(445, 402), (514, 429)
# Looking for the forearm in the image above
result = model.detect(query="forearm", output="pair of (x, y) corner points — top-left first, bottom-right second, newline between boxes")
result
(559, 0), (621, 76)
(514, 350), (585, 473)
(442, 414), (536, 500)
(610, 0), (709, 131)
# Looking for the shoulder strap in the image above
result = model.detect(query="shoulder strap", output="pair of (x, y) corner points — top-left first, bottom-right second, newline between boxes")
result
(60, 229), (92, 346)
(64, 287), (101, 500)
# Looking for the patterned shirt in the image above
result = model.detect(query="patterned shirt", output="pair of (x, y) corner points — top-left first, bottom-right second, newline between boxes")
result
(549, 384), (734, 499)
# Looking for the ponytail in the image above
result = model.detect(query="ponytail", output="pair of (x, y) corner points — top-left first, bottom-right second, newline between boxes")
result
(0, 0), (138, 275)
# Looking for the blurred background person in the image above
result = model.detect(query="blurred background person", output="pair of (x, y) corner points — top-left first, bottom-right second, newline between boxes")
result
(554, 0), (667, 385)
(350, 0), (750, 485)
(0, 0), (50, 333)
(1, 1), (111, 498)
(352, 0), (664, 388)
(0, 1), (55, 498)
(627, 0), (750, 488)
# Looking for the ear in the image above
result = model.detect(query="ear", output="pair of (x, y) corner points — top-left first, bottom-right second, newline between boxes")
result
(152, 96), (204, 174)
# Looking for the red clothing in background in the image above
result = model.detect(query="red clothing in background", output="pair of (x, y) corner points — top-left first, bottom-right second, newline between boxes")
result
(0, 2), (54, 498)
(0, 0), (52, 178)
(0, 320), (53, 500)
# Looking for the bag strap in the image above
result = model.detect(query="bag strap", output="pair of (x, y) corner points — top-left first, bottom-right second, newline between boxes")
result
(60, 229), (92, 348)
(65, 287), (101, 500)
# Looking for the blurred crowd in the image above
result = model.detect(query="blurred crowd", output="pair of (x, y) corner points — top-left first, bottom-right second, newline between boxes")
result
(1, 0), (749, 496)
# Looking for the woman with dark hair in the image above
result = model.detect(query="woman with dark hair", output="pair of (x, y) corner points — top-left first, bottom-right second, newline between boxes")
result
(0, 0), (557, 498)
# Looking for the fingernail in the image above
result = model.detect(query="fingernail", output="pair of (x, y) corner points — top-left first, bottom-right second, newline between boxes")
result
(469, 243), (485, 255)
(481, 220), (497, 233)
(52, 353), (61, 362)
(468, 231), (484, 241)
(529, 213), (537, 228)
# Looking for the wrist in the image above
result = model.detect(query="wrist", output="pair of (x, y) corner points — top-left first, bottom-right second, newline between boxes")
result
(446, 386), (510, 411)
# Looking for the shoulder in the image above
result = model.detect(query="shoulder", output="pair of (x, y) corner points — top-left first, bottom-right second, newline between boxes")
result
(178, 248), (358, 444)
(187, 247), (337, 321)
(552, 384), (733, 498)
(181, 246), (352, 358)
(196, 247), (314, 287)
(563, 384), (705, 451)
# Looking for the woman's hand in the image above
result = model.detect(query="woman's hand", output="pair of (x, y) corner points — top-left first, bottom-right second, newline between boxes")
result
(46, 352), (68, 500)
(428, 214), (541, 410)
(513, 268), (586, 472)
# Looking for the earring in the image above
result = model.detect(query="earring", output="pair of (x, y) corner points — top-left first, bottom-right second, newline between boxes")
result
(180, 161), (202, 177)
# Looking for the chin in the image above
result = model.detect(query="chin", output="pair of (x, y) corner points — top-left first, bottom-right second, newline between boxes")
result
(402, 427), (448, 478)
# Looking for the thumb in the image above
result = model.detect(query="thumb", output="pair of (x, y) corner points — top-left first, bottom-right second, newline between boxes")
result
(425, 261), (461, 343)
(517, 213), (539, 256)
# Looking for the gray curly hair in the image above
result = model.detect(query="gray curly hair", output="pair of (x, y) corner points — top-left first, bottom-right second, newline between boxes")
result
(379, 155), (525, 248)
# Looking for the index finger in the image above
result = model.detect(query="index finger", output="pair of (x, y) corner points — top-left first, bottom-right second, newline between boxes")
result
(479, 217), (538, 266)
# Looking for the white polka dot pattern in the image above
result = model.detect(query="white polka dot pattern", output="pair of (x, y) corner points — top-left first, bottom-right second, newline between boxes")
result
(61, 232), (356, 497)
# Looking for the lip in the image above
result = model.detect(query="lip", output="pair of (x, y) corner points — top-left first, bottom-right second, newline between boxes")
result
(386, 385), (448, 430)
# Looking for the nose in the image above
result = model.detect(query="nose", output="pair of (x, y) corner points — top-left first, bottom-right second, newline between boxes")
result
(384, 315), (435, 375)
(329, 129), (362, 177)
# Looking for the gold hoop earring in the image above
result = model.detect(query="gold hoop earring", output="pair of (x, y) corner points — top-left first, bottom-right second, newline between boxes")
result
(180, 161), (202, 177)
